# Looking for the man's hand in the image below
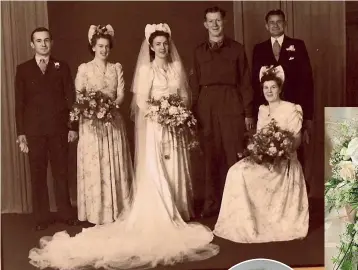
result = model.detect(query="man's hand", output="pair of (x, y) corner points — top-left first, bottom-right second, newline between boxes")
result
(303, 120), (313, 145)
(16, 135), (29, 153)
(68, 131), (78, 142)
(245, 117), (254, 131)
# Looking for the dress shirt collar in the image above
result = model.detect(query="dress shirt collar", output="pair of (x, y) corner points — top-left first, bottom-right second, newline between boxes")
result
(270, 34), (284, 47)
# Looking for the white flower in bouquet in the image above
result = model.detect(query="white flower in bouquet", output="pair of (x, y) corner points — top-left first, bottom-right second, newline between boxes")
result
(274, 131), (282, 139)
(268, 146), (277, 156)
(340, 147), (350, 160)
(69, 112), (79, 122)
(89, 100), (97, 108)
(338, 160), (356, 181)
(262, 127), (269, 134)
(247, 144), (254, 151)
(150, 106), (160, 113)
(346, 137), (358, 165)
(283, 138), (290, 146)
(161, 100), (170, 109)
(168, 106), (179, 115)
(278, 150), (284, 156)
(97, 111), (105, 119)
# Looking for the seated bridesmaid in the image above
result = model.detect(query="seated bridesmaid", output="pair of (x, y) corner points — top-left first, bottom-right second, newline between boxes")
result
(213, 66), (309, 243)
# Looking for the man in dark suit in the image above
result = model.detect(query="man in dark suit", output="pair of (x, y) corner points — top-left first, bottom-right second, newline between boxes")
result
(15, 27), (79, 230)
(190, 6), (254, 217)
(252, 9), (314, 193)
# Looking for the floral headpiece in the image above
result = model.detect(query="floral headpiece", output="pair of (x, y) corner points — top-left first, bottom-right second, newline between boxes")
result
(259, 65), (285, 84)
(88, 24), (114, 44)
(144, 23), (171, 44)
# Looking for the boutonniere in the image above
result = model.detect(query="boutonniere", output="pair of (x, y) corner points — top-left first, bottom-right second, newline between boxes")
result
(286, 45), (295, 52)
(54, 62), (60, 69)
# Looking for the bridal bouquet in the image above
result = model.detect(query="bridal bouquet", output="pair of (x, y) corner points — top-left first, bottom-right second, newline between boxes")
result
(145, 94), (199, 151)
(69, 90), (120, 126)
(325, 118), (358, 270)
(241, 119), (295, 170)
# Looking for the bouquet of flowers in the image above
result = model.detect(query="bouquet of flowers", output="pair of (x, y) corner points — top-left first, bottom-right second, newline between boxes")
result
(325, 118), (358, 270)
(241, 119), (295, 170)
(69, 90), (120, 126)
(145, 93), (199, 151)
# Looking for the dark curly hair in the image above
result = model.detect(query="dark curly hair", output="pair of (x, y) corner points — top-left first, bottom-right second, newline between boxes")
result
(265, 9), (286, 22)
(88, 26), (114, 56)
(260, 72), (283, 89)
(204, 6), (226, 21)
(31, 27), (52, 42)
(260, 71), (284, 103)
(148, 30), (171, 62)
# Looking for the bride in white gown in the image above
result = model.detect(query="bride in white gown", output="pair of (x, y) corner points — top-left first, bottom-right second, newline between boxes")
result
(28, 23), (219, 270)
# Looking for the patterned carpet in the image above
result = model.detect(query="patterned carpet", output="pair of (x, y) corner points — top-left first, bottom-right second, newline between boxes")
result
(1, 198), (324, 270)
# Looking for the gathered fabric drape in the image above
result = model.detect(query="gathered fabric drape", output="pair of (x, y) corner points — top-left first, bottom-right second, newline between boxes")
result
(0, 1), (57, 213)
(233, 1), (346, 198)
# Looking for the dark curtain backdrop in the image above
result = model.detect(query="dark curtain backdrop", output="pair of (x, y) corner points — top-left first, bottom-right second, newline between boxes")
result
(2, 1), (347, 212)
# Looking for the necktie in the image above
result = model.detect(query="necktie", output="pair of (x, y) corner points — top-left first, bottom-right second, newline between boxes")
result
(273, 40), (281, 61)
(39, 58), (47, 74)
(211, 42), (219, 50)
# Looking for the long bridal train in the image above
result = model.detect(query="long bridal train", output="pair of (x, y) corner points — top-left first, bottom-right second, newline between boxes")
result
(29, 169), (219, 269)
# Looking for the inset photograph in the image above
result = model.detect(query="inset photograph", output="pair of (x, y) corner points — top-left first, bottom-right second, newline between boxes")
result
(229, 258), (292, 270)
(325, 107), (358, 270)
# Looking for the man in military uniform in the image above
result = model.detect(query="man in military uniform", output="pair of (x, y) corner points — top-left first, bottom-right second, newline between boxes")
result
(190, 6), (254, 218)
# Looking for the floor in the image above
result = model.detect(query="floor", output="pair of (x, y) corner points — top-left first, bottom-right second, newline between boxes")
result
(1, 198), (324, 270)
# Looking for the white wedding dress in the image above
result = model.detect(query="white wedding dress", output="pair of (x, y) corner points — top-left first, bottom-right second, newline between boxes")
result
(214, 101), (309, 243)
(28, 60), (219, 270)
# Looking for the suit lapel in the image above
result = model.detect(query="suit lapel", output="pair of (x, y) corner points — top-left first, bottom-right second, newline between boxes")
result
(278, 35), (292, 64)
(31, 57), (45, 76)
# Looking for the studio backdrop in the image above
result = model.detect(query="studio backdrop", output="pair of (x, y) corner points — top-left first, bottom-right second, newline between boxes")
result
(1, 1), (345, 213)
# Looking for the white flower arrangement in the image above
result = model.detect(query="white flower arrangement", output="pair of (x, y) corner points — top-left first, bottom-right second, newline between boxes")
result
(325, 118), (358, 269)
(145, 93), (199, 158)
(286, 45), (295, 51)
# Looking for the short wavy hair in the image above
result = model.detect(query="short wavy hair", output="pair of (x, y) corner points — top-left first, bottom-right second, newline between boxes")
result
(88, 31), (113, 56)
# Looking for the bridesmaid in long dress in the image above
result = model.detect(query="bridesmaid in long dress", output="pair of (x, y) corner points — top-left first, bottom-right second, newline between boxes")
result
(214, 67), (309, 243)
(75, 25), (133, 225)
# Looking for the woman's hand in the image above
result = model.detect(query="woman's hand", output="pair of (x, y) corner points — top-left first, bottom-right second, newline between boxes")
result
(16, 135), (29, 153)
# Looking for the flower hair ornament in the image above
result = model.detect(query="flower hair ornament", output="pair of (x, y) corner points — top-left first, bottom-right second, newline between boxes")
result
(259, 65), (285, 84)
(88, 24), (114, 44)
(144, 23), (171, 44)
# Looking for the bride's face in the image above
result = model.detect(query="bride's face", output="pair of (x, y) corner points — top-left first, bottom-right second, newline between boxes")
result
(263, 80), (281, 103)
(151, 36), (169, 59)
(92, 38), (110, 60)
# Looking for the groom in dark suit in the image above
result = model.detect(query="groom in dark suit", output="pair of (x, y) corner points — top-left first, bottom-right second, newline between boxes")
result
(15, 27), (79, 230)
(252, 9), (314, 192)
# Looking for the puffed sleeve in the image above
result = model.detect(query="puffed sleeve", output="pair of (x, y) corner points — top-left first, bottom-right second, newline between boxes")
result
(256, 105), (267, 131)
(287, 103), (303, 135)
(115, 62), (125, 104)
(74, 63), (87, 99)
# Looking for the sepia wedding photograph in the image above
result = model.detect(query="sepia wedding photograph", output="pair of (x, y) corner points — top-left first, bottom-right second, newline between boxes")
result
(1, 0), (352, 269)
